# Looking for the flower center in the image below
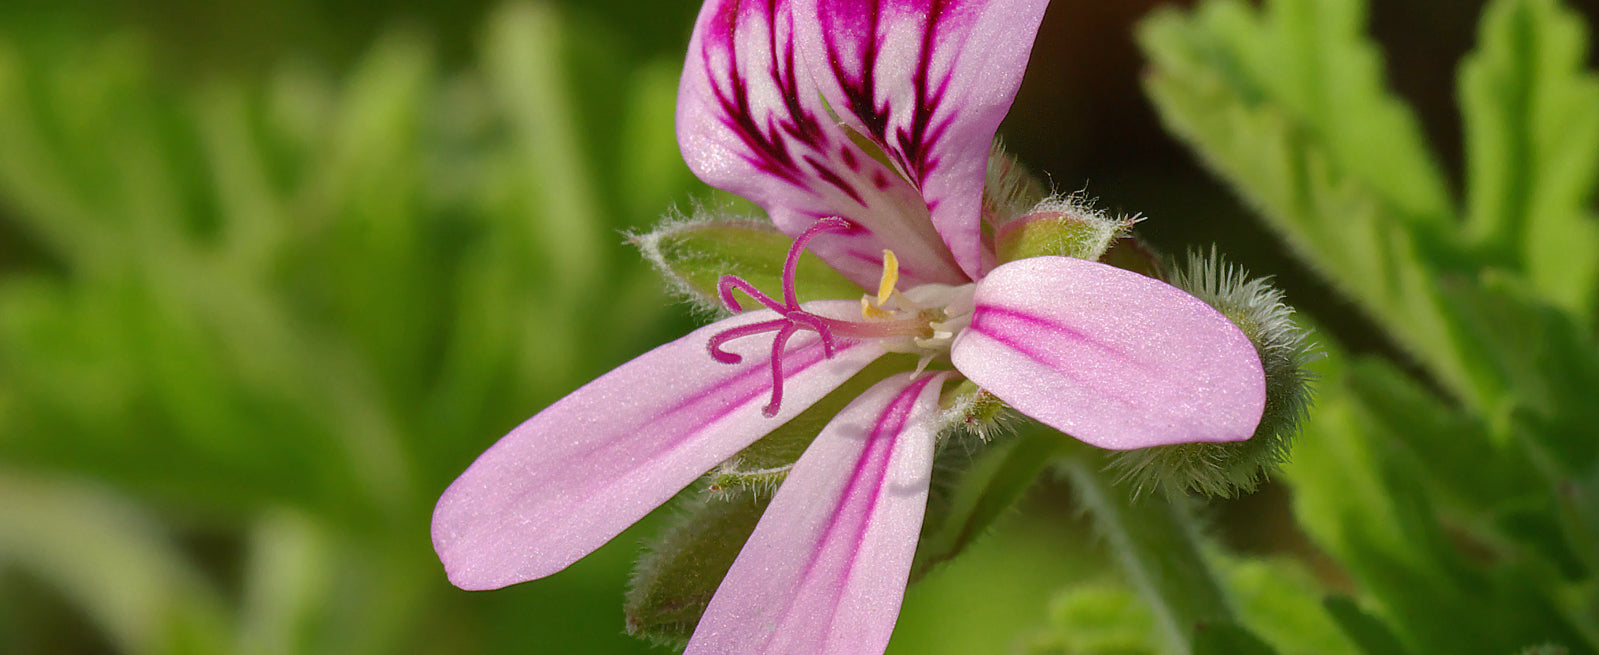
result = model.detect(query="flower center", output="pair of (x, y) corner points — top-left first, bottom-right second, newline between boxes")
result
(707, 218), (974, 417)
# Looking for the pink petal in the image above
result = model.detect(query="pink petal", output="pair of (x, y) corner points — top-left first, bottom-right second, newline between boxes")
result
(794, 0), (1050, 280)
(951, 256), (1265, 450)
(677, 0), (968, 289)
(685, 371), (952, 655)
(432, 302), (886, 590)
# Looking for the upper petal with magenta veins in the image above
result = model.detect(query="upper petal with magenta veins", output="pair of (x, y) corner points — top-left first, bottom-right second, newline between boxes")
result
(677, 0), (969, 289)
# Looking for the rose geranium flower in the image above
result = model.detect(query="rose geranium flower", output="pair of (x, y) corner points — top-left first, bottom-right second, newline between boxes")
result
(432, 0), (1266, 652)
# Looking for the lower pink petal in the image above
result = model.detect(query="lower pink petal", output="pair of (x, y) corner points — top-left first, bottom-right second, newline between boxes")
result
(432, 301), (885, 590)
(951, 256), (1264, 450)
(685, 371), (951, 655)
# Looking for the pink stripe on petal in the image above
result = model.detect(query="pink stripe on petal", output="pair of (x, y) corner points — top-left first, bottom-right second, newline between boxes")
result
(951, 256), (1265, 450)
(685, 371), (951, 655)
(432, 301), (885, 591)
(677, 0), (967, 288)
(795, 0), (1050, 279)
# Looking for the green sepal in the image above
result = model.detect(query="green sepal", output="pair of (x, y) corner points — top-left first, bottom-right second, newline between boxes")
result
(624, 491), (771, 647)
(911, 422), (1063, 582)
(937, 379), (1010, 440)
(994, 198), (1129, 263)
(632, 217), (862, 311)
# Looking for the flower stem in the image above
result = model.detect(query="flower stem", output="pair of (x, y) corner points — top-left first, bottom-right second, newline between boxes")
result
(1057, 450), (1234, 655)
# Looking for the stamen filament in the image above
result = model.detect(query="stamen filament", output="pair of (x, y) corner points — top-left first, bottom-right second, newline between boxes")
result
(815, 314), (930, 340)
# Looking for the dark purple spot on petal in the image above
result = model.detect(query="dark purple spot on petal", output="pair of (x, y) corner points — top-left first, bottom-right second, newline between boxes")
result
(840, 146), (859, 171)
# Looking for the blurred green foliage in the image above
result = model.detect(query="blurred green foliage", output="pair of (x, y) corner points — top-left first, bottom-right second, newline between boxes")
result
(0, 2), (704, 652)
(1028, 0), (1599, 652)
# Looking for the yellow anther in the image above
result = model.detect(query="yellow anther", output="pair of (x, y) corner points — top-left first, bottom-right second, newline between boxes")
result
(861, 296), (893, 320)
(876, 250), (899, 305)
(860, 250), (901, 321)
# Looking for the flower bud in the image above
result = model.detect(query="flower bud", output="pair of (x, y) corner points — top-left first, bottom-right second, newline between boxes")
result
(995, 196), (1133, 263)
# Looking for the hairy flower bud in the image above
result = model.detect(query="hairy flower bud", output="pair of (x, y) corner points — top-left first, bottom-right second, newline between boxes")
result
(995, 195), (1134, 263)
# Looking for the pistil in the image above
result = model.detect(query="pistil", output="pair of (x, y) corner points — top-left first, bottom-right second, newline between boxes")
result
(707, 218), (934, 417)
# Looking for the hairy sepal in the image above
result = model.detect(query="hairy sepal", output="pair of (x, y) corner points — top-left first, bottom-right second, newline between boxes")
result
(632, 216), (862, 312)
(625, 491), (772, 647)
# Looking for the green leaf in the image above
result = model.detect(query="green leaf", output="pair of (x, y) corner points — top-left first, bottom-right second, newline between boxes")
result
(236, 510), (334, 655)
(0, 6), (705, 654)
(1143, 2), (1599, 651)
(1339, 359), (1512, 505)
(1342, 347), (1595, 581)
(1322, 596), (1410, 655)
(617, 60), (697, 224)
(1139, 0), (1507, 413)
(1461, 0), (1599, 322)
(482, 2), (608, 298)
(633, 218), (863, 310)
(1022, 583), (1159, 655)
(1223, 559), (1361, 655)
(1555, 466), (1599, 576)
(0, 470), (232, 654)
(1192, 623), (1280, 655)
(1140, 0), (1452, 230)
(1286, 349), (1595, 653)
(1451, 274), (1599, 471)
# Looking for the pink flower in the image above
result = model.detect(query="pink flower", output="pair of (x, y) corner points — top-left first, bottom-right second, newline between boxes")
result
(431, 0), (1266, 653)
